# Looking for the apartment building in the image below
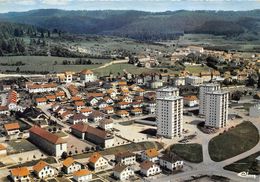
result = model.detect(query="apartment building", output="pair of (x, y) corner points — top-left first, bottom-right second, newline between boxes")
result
(156, 96), (183, 138)
(205, 90), (229, 128)
(199, 83), (220, 115)
(156, 87), (179, 98)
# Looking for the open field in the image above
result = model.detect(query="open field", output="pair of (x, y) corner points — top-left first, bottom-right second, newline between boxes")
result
(168, 143), (203, 163)
(177, 34), (260, 52)
(185, 65), (211, 74)
(93, 63), (153, 76)
(208, 121), (259, 162)
(6, 139), (37, 154)
(224, 151), (260, 175)
(73, 141), (163, 159)
(8, 157), (57, 168)
(0, 56), (110, 73)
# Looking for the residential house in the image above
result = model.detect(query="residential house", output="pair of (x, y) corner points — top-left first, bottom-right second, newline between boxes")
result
(29, 126), (67, 157)
(121, 96), (133, 103)
(183, 95), (199, 107)
(71, 96), (82, 102)
(97, 100), (108, 109)
(144, 92), (156, 101)
(140, 161), (161, 177)
(71, 123), (114, 148)
(106, 89), (117, 99)
(102, 106), (114, 115)
(0, 106), (9, 115)
(55, 91), (66, 100)
(27, 83), (57, 93)
(35, 97), (47, 106)
(6, 90), (18, 110)
(88, 152), (109, 171)
(115, 151), (136, 165)
(172, 77), (185, 86)
(80, 107), (92, 116)
(131, 108), (142, 115)
(80, 69), (96, 83)
(113, 164), (135, 181)
(159, 154), (184, 171)
(144, 102), (156, 114)
(88, 111), (104, 123)
(87, 92), (104, 100)
(62, 157), (82, 174)
(73, 169), (92, 182)
(117, 102), (130, 109)
(141, 148), (159, 163)
(116, 110), (129, 118)
(10, 167), (30, 182)
(134, 96), (144, 102)
(87, 96), (99, 106)
(99, 119), (113, 131)
(103, 96), (114, 105)
(46, 95), (56, 102)
(57, 71), (73, 83)
(74, 101), (85, 111)
(4, 122), (20, 135)
(131, 102), (143, 108)
(61, 110), (73, 121)
(69, 113), (88, 125)
(33, 160), (56, 179)
(185, 76), (203, 86)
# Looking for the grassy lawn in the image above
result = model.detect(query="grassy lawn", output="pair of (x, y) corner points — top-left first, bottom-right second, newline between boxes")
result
(9, 157), (57, 168)
(167, 143), (203, 163)
(74, 141), (163, 159)
(0, 56), (109, 73)
(224, 151), (260, 175)
(93, 63), (153, 76)
(185, 65), (211, 74)
(209, 121), (259, 162)
(7, 139), (37, 154)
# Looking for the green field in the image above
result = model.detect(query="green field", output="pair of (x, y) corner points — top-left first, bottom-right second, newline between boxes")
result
(0, 56), (110, 73)
(74, 141), (163, 159)
(185, 65), (211, 74)
(224, 151), (260, 175)
(168, 143), (203, 163)
(209, 121), (259, 162)
(93, 63), (152, 76)
(178, 34), (260, 52)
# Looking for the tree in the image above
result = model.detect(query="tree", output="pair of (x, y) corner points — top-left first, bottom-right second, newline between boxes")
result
(232, 91), (243, 101)
(257, 74), (260, 88)
(61, 152), (68, 159)
(16, 67), (20, 73)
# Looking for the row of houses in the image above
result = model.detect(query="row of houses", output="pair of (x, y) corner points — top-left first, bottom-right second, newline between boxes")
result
(9, 148), (184, 182)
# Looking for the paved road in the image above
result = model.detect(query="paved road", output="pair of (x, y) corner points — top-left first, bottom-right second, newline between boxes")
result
(39, 105), (70, 130)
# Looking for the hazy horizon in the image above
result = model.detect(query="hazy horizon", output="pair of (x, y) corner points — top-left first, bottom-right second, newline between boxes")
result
(0, 0), (260, 13)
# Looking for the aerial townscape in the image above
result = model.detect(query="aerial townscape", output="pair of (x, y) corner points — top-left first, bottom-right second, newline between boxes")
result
(0, 1), (260, 182)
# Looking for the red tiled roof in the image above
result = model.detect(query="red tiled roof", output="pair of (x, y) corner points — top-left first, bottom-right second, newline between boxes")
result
(4, 122), (20, 131)
(29, 126), (66, 144)
(10, 167), (29, 177)
(7, 90), (17, 104)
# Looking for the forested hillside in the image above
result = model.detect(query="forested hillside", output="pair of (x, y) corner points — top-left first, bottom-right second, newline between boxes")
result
(0, 9), (260, 40)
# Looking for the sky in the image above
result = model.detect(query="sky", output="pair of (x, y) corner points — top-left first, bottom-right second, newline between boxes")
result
(0, 0), (260, 13)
